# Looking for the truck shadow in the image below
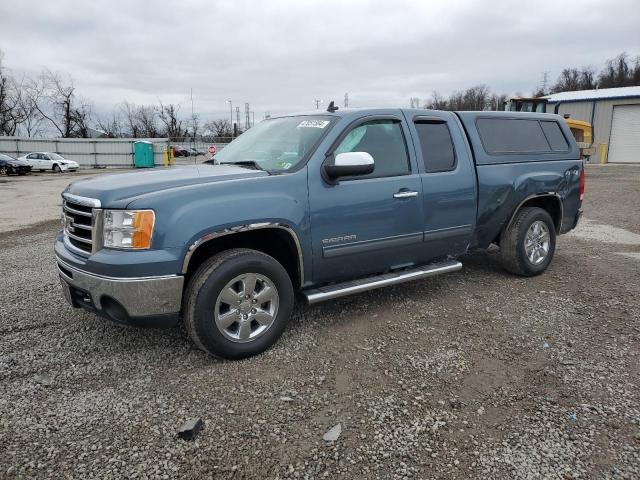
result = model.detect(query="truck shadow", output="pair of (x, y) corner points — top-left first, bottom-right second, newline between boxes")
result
(69, 250), (509, 361)
(289, 250), (507, 332)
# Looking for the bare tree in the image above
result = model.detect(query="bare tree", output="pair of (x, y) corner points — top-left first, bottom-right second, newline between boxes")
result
(96, 110), (124, 138)
(446, 85), (491, 111)
(488, 93), (509, 111)
(158, 102), (184, 138)
(409, 97), (422, 109)
(550, 53), (639, 92)
(426, 87), (500, 111)
(71, 99), (92, 138)
(204, 118), (232, 138)
(29, 69), (93, 137)
(137, 104), (160, 138)
(579, 66), (597, 90)
(0, 50), (26, 135)
(425, 91), (448, 110)
(189, 112), (200, 139)
(17, 77), (45, 137)
(120, 101), (140, 137)
(32, 69), (73, 137)
(598, 53), (636, 88)
(631, 56), (640, 85)
(553, 66), (598, 92)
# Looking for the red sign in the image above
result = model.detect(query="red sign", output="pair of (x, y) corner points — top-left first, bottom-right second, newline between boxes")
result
(208, 145), (217, 155)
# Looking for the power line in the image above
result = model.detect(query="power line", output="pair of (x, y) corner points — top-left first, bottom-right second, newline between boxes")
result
(538, 71), (550, 95)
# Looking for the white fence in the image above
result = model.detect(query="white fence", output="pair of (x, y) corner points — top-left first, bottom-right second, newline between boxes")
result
(0, 137), (230, 168)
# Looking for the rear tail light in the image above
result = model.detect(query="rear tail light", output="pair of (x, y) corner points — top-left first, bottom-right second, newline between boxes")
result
(579, 166), (585, 201)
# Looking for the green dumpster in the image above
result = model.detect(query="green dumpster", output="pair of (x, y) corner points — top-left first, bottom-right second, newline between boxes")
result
(134, 141), (155, 168)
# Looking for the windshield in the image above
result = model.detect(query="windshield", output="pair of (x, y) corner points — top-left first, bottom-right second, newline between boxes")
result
(0, 153), (15, 161)
(49, 153), (64, 160)
(506, 100), (546, 113)
(214, 115), (334, 172)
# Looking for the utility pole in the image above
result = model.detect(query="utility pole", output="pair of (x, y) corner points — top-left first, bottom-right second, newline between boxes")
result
(235, 106), (240, 130)
(245, 103), (250, 130)
(344, 92), (349, 108)
(190, 88), (195, 145)
(314, 99), (321, 109)
(538, 71), (550, 96)
(226, 100), (233, 137)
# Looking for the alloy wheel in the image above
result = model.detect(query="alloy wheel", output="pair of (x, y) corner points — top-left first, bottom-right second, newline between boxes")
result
(524, 220), (550, 265)
(214, 273), (279, 343)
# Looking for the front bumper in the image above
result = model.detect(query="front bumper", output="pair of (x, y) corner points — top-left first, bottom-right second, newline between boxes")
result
(56, 257), (184, 328)
(6, 165), (31, 174)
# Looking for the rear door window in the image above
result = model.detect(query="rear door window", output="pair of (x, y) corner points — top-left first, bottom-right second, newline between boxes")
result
(414, 122), (456, 172)
(540, 121), (569, 151)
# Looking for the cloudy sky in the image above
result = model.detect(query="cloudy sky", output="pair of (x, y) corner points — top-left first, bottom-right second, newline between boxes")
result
(1, 0), (639, 122)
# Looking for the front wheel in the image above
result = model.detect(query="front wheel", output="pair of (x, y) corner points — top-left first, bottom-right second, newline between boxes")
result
(183, 248), (294, 359)
(53, 164), (62, 173)
(0, 166), (7, 176)
(499, 207), (556, 276)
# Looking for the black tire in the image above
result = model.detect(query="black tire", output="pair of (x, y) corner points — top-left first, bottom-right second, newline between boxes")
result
(0, 166), (7, 176)
(53, 164), (61, 173)
(183, 248), (294, 359)
(499, 207), (556, 276)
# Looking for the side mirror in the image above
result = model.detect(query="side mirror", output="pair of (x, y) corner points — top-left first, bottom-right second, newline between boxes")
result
(324, 152), (374, 180)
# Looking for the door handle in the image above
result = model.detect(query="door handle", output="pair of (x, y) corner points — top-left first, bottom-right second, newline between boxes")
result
(393, 190), (419, 199)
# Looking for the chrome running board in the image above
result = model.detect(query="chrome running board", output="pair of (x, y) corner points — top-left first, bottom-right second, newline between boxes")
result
(302, 259), (462, 304)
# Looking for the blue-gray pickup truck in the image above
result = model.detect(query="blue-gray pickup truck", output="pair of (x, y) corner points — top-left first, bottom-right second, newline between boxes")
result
(56, 107), (584, 359)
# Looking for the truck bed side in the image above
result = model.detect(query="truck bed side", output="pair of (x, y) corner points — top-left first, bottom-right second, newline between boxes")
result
(456, 111), (583, 249)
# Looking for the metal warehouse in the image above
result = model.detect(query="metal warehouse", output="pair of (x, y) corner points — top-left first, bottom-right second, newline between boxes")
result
(542, 86), (640, 164)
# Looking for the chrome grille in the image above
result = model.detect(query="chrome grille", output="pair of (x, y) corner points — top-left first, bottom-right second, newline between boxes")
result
(62, 194), (100, 254)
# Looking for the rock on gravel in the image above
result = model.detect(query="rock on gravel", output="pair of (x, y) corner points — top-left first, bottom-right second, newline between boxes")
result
(177, 418), (204, 440)
(323, 423), (342, 442)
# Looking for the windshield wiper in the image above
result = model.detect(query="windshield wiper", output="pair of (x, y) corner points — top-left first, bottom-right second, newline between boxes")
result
(219, 160), (269, 173)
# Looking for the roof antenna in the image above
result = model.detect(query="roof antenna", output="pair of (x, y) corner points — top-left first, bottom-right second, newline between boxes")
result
(326, 100), (339, 113)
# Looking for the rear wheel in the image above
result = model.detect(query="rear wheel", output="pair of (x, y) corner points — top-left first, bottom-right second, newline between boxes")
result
(499, 207), (556, 276)
(183, 248), (294, 359)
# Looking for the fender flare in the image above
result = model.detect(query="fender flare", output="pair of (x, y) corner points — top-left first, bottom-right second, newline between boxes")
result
(181, 222), (305, 286)
(504, 192), (563, 233)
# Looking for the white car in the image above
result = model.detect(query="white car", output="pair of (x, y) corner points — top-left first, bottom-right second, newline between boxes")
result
(18, 152), (79, 172)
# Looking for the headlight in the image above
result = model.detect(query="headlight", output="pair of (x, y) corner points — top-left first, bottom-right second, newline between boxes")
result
(103, 209), (155, 249)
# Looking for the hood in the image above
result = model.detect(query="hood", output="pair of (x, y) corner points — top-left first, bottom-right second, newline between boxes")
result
(65, 164), (268, 206)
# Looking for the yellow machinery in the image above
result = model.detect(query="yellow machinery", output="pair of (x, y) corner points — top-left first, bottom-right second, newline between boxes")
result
(505, 97), (596, 158)
(564, 117), (596, 157)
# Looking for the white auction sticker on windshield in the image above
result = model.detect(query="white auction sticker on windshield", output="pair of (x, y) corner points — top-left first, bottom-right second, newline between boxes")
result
(297, 120), (330, 129)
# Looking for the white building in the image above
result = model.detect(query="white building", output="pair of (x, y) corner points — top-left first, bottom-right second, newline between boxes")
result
(543, 86), (640, 163)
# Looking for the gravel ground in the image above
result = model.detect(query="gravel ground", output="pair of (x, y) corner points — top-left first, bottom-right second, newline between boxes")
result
(1, 164), (639, 479)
